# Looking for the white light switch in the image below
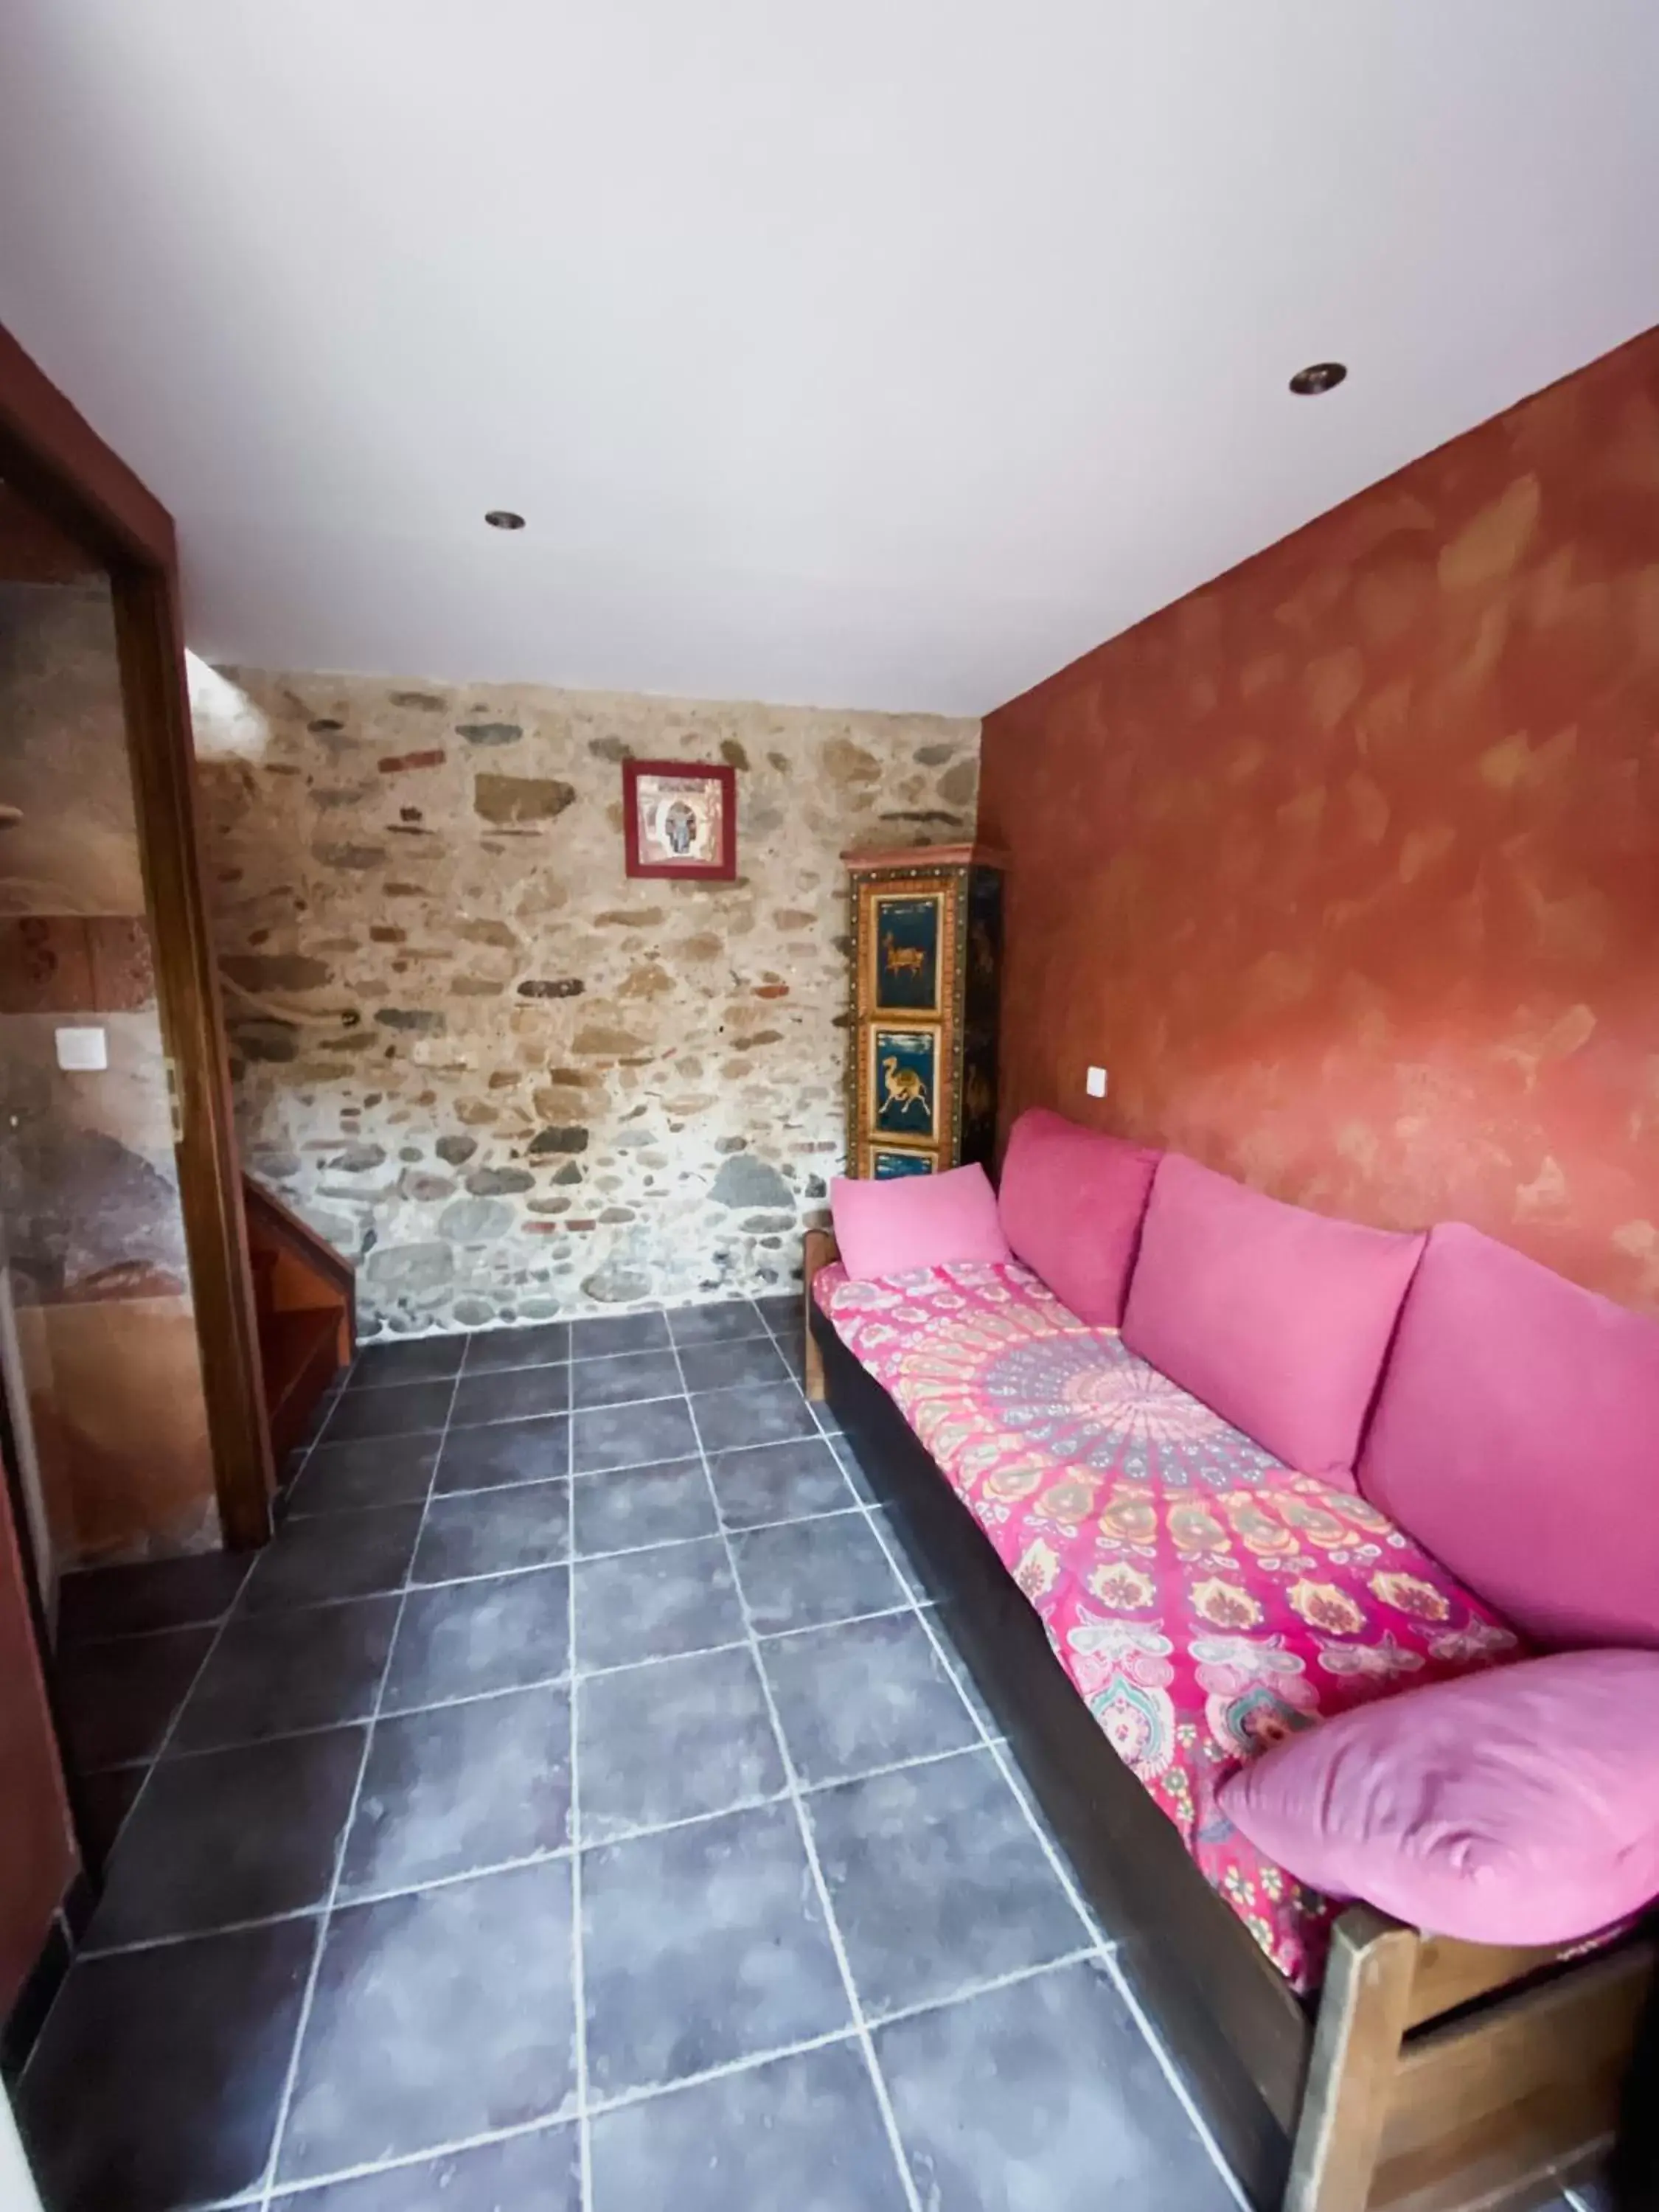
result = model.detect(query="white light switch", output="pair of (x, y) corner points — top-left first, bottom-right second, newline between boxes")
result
(1085, 1065), (1108, 1099)
(55, 1026), (108, 1072)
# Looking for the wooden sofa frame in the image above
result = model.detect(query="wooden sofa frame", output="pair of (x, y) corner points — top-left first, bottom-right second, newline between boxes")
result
(804, 1229), (1652, 2212)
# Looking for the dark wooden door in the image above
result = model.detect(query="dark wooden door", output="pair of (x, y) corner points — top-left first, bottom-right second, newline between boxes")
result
(0, 1472), (74, 2023)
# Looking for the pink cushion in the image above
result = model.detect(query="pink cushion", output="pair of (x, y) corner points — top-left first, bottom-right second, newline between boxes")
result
(1121, 1155), (1425, 1484)
(995, 1108), (1161, 1326)
(1359, 1223), (1659, 1649)
(830, 1163), (1011, 1281)
(1218, 1650), (1659, 1946)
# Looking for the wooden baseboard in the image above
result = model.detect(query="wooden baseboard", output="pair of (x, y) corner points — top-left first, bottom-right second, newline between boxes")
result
(1, 1870), (94, 2081)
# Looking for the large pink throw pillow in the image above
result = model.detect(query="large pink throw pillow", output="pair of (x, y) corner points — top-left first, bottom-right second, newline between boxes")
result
(830, 1163), (1011, 1282)
(996, 1108), (1161, 1326)
(1219, 1650), (1659, 1946)
(1359, 1222), (1659, 1649)
(1121, 1155), (1425, 1484)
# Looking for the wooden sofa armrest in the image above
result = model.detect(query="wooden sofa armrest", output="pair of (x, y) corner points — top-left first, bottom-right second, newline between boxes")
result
(801, 1227), (839, 1401)
(1288, 1902), (1654, 2212)
(1287, 1908), (1419, 2212)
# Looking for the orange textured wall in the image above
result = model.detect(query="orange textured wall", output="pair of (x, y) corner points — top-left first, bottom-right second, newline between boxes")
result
(978, 327), (1659, 1311)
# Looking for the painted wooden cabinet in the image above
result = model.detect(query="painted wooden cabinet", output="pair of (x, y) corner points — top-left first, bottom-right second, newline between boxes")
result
(842, 843), (1004, 1180)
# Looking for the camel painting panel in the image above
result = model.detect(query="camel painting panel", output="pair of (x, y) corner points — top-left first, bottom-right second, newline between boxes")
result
(872, 1027), (939, 1141)
(871, 1146), (935, 1179)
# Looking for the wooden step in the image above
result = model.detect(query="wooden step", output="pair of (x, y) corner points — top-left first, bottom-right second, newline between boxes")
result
(260, 1307), (344, 1463)
(242, 1175), (355, 1468)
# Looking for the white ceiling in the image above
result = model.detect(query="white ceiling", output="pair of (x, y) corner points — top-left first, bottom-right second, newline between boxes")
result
(2, 3), (1657, 717)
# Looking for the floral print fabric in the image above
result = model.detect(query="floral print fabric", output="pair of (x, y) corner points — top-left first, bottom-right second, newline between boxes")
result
(814, 1257), (1523, 1991)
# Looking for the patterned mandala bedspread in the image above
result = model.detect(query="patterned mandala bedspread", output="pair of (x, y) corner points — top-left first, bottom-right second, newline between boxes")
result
(813, 1257), (1523, 1993)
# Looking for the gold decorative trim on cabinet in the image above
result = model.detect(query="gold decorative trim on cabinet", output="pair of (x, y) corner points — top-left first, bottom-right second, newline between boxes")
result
(842, 844), (1003, 1180)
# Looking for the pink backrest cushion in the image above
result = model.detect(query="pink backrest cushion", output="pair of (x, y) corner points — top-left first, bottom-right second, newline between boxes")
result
(995, 1108), (1161, 1326)
(830, 1163), (1012, 1282)
(1218, 1650), (1659, 1947)
(1359, 1222), (1659, 1649)
(1121, 1155), (1425, 1484)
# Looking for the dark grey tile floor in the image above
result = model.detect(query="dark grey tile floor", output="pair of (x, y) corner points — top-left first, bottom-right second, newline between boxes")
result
(27, 1295), (1272, 2211)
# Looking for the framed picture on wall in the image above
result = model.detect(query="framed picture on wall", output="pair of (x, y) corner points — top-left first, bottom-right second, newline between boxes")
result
(622, 759), (737, 881)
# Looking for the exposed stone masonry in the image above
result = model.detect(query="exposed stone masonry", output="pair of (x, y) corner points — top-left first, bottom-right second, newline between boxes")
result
(193, 673), (979, 1335)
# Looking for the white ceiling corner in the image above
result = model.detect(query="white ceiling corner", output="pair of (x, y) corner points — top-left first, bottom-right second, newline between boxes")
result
(1, 1), (1656, 715)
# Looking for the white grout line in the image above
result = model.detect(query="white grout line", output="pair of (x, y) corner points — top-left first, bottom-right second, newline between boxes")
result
(335, 1358), (467, 1397)
(54, 1610), (260, 1649)
(665, 1329), (928, 2212)
(77, 1902), (333, 1964)
(564, 1389), (593, 2212)
(18, 1551), (262, 2079)
(72, 1487), (897, 1644)
(867, 1941), (1105, 2031)
(796, 1739), (981, 1799)
(426, 1300), (782, 1366)
(52, 1298), (1215, 2207)
(67, 1738), (1059, 1966)
(256, 1354), (466, 2208)
(757, 1593), (922, 1639)
(1102, 1950), (1253, 2212)
(251, 1919), (1113, 2208)
(142, 1666), (570, 1762)
(754, 1297), (1256, 2211)
(1563, 2187), (1610, 2212)
(102, 1588), (931, 1750)
(311, 1307), (788, 1401)
(751, 1301), (1102, 1921)
(333, 1832), (563, 1913)
(578, 1787), (795, 1857)
(462, 1324), (574, 1375)
(58, 1736), (1060, 1968)
(240, 1894), (1108, 2209)
(260, 2025), (859, 2202)
(375, 1644), (569, 1721)
(78, 1843), (583, 1963)
(579, 2014), (841, 2119)
(573, 1501), (862, 1563)
(288, 1403), (827, 1521)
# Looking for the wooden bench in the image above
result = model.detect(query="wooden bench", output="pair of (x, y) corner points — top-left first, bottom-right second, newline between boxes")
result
(804, 1226), (1650, 2212)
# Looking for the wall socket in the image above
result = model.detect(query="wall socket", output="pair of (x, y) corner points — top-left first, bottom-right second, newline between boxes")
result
(1085, 1065), (1108, 1099)
(55, 1026), (108, 1072)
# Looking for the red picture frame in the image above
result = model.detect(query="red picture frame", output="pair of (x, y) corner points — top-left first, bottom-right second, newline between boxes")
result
(622, 758), (737, 880)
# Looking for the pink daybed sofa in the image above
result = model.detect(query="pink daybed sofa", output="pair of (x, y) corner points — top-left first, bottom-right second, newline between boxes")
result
(804, 1113), (1659, 2212)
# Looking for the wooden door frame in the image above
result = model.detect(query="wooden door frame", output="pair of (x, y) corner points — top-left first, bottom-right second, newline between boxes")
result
(0, 321), (274, 1548)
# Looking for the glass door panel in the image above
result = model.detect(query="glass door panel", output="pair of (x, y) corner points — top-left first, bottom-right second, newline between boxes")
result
(0, 479), (216, 1593)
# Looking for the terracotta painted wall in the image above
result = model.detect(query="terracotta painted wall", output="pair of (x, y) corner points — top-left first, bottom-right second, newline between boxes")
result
(978, 327), (1659, 1311)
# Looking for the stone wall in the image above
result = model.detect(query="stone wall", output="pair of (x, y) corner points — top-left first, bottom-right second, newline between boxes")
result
(192, 673), (979, 1336)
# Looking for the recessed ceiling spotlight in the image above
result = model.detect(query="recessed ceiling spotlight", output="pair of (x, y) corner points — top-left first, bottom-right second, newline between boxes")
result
(1289, 362), (1348, 397)
(484, 509), (526, 530)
